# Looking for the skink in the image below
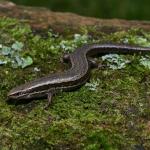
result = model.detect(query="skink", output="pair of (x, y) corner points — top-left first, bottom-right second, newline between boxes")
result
(7, 44), (150, 107)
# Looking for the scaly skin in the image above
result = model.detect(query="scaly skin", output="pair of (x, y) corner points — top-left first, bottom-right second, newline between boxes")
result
(7, 44), (150, 106)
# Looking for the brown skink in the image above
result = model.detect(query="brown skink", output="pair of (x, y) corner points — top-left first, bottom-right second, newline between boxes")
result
(7, 44), (150, 107)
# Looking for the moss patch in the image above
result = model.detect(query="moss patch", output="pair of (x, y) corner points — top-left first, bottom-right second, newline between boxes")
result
(0, 17), (150, 149)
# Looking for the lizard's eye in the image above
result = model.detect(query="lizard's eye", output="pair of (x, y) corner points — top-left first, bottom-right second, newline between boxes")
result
(15, 92), (21, 97)
(16, 91), (24, 97)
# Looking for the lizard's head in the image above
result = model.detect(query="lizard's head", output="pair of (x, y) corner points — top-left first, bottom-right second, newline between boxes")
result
(7, 81), (48, 104)
(7, 84), (31, 100)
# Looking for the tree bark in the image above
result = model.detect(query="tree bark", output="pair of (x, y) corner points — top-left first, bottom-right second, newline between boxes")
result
(0, 1), (150, 33)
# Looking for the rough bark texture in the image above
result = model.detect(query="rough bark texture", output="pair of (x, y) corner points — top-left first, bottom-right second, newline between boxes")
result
(0, 1), (150, 33)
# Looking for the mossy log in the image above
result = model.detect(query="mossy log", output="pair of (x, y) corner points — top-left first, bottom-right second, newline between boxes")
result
(0, 1), (150, 33)
(1, 1), (150, 149)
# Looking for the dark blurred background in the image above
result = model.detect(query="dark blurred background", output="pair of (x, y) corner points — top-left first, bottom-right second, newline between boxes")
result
(11, 0), (150, 20)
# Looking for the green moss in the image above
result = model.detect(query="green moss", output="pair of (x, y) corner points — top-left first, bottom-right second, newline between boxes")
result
(0, 17), (150, 149)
